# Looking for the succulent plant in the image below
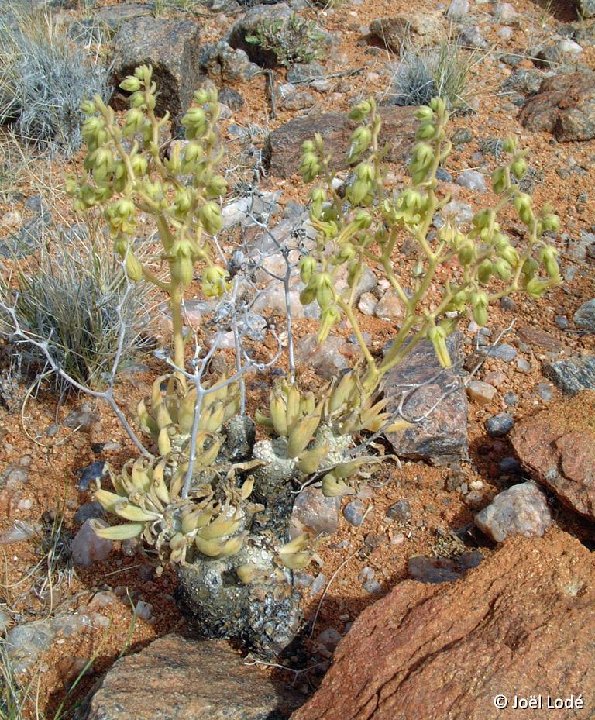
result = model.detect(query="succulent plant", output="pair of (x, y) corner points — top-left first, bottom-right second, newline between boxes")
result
(94, 455), (259, 566)
(299, 97), (562, 395)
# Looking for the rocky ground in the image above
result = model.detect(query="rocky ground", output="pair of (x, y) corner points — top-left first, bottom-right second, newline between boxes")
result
(0, 0), (593, 717)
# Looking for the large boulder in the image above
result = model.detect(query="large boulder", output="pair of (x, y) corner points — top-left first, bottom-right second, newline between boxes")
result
(87, 635), (304, 720)
(265, 106), (417, 177)
(293, 529), (595, 720)
(519, 71), (595, 142)
(111, 16), (202, 123)
(511, 391), (595, 522)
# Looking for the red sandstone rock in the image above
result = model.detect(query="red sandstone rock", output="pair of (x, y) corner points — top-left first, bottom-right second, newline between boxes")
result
(511, 391), (595, 521)
(293, 529), (595, 720)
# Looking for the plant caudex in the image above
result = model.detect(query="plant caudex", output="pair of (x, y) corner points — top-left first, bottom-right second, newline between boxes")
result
(298, 96), (561, 397)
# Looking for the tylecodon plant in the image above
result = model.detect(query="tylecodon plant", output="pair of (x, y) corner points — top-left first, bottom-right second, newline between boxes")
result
(69, 68), (561, 586)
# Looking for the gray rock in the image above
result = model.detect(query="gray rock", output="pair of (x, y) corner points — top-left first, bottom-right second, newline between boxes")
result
(177, 540), (302, 658)
(290, 486), (341, 538)
(70, 519), (113, 567)
(456, 169), (487, 192)
(574, 298), (595, 332)
(92, 3), (152, 30)
(218, 87), (244, 110)
(64, 403), (100, 431)
(520, 71), (595, 142)
(287, 62), (325, 83)
(485, 343), (517, 362)
(439, 200), (474, 224)
(0, 204), (51, 259)
(536, 382), (554, 402)
(0, 521), (36, 545)
(77, 460), (107, 491)
(451, 128), (473, 144)
(435, 167), (453, 182)
(503, 392), (518, 407)
(466, 380), (497, 404)
(446, 0), (469, 21)
(343, 499), (366, 526)
(316, 627), (342, 653)
(485, 413), (514, 437)
(295, 335), (348, 378)
(265, 106), (417, 177)
(5, 621), (55, 673)
(474, 482), (552, 542)
(544, 356), (595, 393)
(386, 499), (412, 523)
(200, 41), (262, 83)
(500, 69), (544, 97)
(408, 551), (483, 583)
(382, 335), (468, 464)
(111, 16), (202, 124)
(87, 635), (304, 720)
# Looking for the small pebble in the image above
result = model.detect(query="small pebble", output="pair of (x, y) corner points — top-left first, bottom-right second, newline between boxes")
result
(499, 296), (517, 312)
(516, 358), (531, 373)
(133, 601), (153, 621)
(486, 413), (515, 437)
(385, 499), (412, 523)
(78, 461), (107, 491)
(456, 170), (487, 192)
(310, 573), (327, 595)
(70, 519), (113, 567)
(391, 532), (406, 545)
(555, 315), (569, 330)
(474, 482), (552, 542)
(536, 382), (554, 402)
(343, 500), (366, 527)
(503, 392), (518, 407)
(486, 344), (517, 362)
(466, 380), (497, 404)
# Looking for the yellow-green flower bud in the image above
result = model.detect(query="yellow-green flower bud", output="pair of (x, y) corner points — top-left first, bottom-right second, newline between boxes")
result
(337, 243), (356, 263)
(493, 258), (512, 281)
(130, 154), (147, 176)
(428, 325), (452, 368)
(199, 201), (222, 235)
(182, 108), (207, 138)
(514, 193), (533, 225)
(458, 241), (476, 266)
(477, 260), (493, 284)
(206, 175), (227, 198)
(299, 256), (317, 284)
(317, 306), (341, 343)
(500, 245), (519, 268)
(347, 179), (370, 206)
(413, 143), (434, 168)
(492, 167), (508, 194)
(542, 213), (560, 232)
(300, 285), (317, 305)
(429, 97), (446, 114)
(349, 99), (372, 122)
(123, 108), (145, 136)
(525, 277), (549, 298)
(120, 75), (141, 93)
(125, 252), (144, 282)
(201, 265), (227, 297)
(503, 136), (517, 153)
(415, 105), (434, 122)
(473, 209), (492, 231)
(471, 291), (489, 326)
(348, 126), (372, 161)
(540, 246), (560, 279)
(511, 156), (527, 180)
(300, 153), (320, 183)
(316, 275), (334, 309)
(354, 210), (372, 229)
(416, 123), (436, 140)
(522, 257), (538, 280)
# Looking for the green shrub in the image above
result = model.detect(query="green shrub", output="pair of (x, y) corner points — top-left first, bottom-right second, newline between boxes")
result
(246, 13), (327, 67)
